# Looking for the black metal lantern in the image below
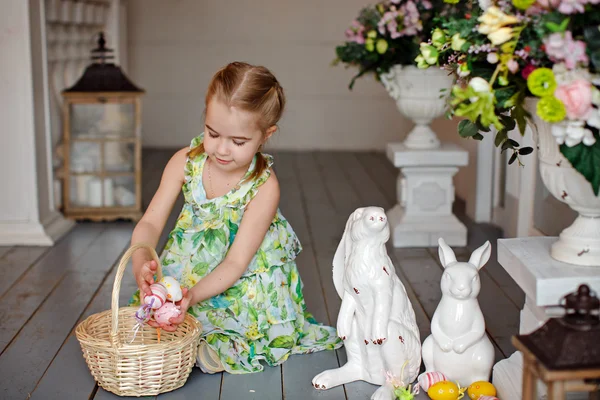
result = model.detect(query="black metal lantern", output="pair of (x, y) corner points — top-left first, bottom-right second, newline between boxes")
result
(514, 284), (599, 370)
(61, 32), (145, 221)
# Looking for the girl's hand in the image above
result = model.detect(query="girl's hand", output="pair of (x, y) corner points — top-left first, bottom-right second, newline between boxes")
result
(149, 288), (194, 332)
(134, 259), (158, 299)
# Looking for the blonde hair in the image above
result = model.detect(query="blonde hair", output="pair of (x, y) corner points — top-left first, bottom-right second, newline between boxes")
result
(189, 62), (286, 181)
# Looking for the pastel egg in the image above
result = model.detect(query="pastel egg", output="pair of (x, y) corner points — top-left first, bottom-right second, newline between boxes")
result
(144, 283), (167, 309)
(428, 381), (462, 400)
(467, 381), (497, 399)
(418, 371), (448, 391)
(160, 276), (183, 302)
(153, 302), (181, 325)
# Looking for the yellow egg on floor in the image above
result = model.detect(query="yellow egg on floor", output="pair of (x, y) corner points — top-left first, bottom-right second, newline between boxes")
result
(467, 381), (497, 399)
(427, 381), (462, 400)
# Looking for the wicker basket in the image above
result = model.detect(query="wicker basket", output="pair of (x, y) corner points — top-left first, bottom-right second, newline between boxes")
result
(75, 243), (202, 397)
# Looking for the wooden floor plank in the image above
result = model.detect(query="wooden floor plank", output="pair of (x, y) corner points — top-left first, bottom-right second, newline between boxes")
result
(29, 334), (96, 400)
(0, 223), (107, 355)
(0, 224), (133, 399)
(220, 366), (282, 400)
(0, 246), (14, 259)
(0, 246), (49, 298)
(278, 152), (346, 400)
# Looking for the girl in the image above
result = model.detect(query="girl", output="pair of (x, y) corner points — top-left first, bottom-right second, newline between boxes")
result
(130, 61), (342, 374)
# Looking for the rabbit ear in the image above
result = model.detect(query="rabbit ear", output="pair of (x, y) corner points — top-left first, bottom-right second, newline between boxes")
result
(332, 209), (356, 299)
(352, 207), (366, 221)
(469, 240), (492, 270)
(438, 238), (457, 268)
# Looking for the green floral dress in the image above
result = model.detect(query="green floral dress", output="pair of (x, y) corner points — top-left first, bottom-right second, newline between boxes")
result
(131, 134), (342, 374)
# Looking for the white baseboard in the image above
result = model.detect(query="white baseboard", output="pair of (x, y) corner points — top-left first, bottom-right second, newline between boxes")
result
(0, 212), (74, 246)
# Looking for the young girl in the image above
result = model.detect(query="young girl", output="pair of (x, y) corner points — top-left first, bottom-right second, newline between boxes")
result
(130, 61), (342, 374)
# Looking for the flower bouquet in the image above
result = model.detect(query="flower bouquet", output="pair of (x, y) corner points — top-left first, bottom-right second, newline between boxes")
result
(334, 0), (458, 88)
(416, 0), (600, 194)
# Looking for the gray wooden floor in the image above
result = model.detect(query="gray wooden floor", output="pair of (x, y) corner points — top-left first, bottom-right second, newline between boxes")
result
(0, 150), (524, 400)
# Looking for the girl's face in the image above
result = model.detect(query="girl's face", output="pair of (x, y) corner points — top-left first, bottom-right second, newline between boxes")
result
(203, 98), (273, 173)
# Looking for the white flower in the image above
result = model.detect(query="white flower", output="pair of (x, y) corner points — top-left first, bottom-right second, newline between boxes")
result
(478, 0), (492, 10)
(552, 63), (591, 85)
(592, 87), (600, 107)
(469, 77), (492, 93)
(487, 52), (499, 64)
(552, 120), (597, 147)
(587, 107), (600, 130)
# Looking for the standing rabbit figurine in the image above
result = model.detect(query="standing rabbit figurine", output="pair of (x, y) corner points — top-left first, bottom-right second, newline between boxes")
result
(312, 207), (421, 400)
(421, 238), (495, 388)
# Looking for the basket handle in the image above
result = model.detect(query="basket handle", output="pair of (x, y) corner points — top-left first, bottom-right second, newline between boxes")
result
(110, 243), (163, 347)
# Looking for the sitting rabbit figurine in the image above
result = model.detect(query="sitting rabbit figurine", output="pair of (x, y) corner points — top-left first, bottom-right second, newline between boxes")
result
(312, 207), (421, 400)
(421, 238), (495, 388)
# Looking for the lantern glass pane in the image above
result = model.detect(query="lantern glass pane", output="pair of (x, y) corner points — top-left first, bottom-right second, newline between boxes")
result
(104, 141), (135, 172)
(112, 176), (136, 207)
(70, 142), (101, 173)
(70, 103), (135, 139)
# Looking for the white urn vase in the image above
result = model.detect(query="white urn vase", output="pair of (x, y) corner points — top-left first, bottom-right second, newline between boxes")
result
(380, 65), (453, 149)
(527, 98), (600, 266)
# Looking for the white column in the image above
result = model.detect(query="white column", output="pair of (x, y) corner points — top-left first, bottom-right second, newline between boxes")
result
(0, 0), (73, 245)
(492, 237), (600, 400)
(386, 142), (468, 247)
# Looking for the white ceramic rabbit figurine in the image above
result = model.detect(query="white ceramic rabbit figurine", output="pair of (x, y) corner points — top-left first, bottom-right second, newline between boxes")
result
(421, 238), (495, 388)
(312, 207), (421, 400)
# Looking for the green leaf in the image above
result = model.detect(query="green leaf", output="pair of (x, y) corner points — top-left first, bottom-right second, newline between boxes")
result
(560, 141), (600, 196)
(509, 152), (518, 165)
(495, 130), (508, 147)
(508, 139), (520, 148)
(511, 103), (529, 136)
(500, 115), (516, 131)
(269, 335), (295, 349)
(519, 146), (534, 155)
(473, 133), (484, 141)
(458, 119), (479, 138)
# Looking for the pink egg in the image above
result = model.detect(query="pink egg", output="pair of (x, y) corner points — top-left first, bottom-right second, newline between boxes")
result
(478, 397), (499, 400)
(418, 371), (448, 391)
(144, 283), (167, 309)
(153, 302), (181, 325)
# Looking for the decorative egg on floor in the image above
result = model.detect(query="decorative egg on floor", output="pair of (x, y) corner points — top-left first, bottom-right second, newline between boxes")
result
(418, 371), (448, 392)
(153, 302), (181, 325)
(467, 381), (497, 399)
(476, 396), (499, 400)
(427, 381), (465, 400)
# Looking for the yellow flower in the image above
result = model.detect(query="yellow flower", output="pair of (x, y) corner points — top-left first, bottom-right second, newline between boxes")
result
(415, 55), (429, 69)
(431, 28), (447, 48)
(376, 39), (388, 54)
(512, 0), (536, 10)
(367, 30), (377, 39)
(177, 209), (193, 230)
(477, 6), (519, 34)
(245, 323), (261, 340)
(419, 43), (439, 65)
(537, 96), (566, 123)
(365, 38), (375, 52)
(451, 33), (466, 51)
(488, 27), (513, 45)
(527, 68), (557, 97)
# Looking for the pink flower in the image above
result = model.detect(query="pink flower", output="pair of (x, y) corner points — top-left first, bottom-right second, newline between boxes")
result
(535, 0), (560, 7)
(543, 31), (588, 69)
(558, 0), (586, 14)
(507, 59), (519, 74)
(554, 79), (593, 120)
(521, 64), (536, 79)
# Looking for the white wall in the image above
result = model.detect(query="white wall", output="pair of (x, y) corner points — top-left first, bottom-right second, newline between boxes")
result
(125, 0), (451, 150)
